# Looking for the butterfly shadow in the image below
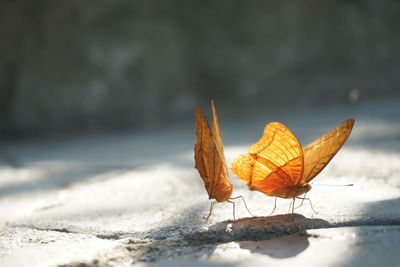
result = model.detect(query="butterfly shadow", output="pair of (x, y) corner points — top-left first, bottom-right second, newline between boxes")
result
(237, 231), (310, 258)
(196, 213), (329, 259)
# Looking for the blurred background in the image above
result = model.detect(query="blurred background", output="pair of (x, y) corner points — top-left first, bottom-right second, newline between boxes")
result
(0, 0), (399, 137)
(1, 2), (400, 265)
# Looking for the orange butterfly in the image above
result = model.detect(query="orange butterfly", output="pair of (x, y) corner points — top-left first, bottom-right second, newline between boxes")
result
(231, 119), (355, 213)
(194, 101), (252, 222)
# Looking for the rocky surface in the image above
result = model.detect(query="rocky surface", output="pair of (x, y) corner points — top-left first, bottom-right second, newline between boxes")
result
(0, 97), (400, 266)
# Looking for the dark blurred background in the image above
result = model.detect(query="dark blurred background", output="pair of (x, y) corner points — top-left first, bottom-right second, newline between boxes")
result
(1, 0), (399, 137)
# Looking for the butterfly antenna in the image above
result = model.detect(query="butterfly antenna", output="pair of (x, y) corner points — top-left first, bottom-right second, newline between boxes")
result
(313, 183), (354, 186)
(229, 196), (254, 217)
(268, 197), (277, 216)
(204, 201), (217, 223)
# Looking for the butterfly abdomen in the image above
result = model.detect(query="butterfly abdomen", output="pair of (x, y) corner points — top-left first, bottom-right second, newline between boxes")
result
(269, 184), (312, 199)
(211, 182), (233, 202)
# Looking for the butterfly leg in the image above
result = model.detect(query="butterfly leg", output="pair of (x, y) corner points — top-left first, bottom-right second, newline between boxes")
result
(296, 197), (319, 214)
(268, 197), (277, 216)
(227, 200), (236, 221)
(288, 198), (294, 213)
(292, 198), (295, 213)
(204, 201), (217, 223)
(229, 196), (254, 217)
(295, 193), (307, 210)
(288, 198), (295, 213)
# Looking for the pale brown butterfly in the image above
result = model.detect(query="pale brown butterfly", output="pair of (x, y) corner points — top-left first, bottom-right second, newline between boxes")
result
(194, 101), (253, 222)
(231, 119), (355, 214)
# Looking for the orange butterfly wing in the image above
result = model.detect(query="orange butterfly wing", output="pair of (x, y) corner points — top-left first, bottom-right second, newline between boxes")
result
(232, 122), (304, 196)
(194, 101), (232, 202)
(302, 119), (355, 183)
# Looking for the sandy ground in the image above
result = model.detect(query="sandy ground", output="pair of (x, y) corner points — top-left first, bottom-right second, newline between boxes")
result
(0, 97), (400, 266)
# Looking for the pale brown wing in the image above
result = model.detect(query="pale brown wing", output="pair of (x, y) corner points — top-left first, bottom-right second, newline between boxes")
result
(211, 100), (227, 169)
(209, 101), (232, 201)
(194, 107), (213, 194)
(194, 102), (232, 202)
(232, 122), (304, 196)
(302, 119), (355, 183)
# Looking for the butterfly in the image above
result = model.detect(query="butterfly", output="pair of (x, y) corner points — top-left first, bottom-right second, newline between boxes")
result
(231, 119), (355, 213)
(194, 101), (252, 222)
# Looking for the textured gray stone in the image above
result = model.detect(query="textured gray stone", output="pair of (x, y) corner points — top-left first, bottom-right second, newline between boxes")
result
(0, 97), (399, 266)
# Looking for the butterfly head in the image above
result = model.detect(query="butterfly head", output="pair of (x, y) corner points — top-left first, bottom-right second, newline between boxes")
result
(297, 183), (312, 196)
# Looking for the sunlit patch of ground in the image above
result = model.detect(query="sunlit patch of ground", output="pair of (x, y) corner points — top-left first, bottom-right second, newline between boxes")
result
(0, 98), (399, 266)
